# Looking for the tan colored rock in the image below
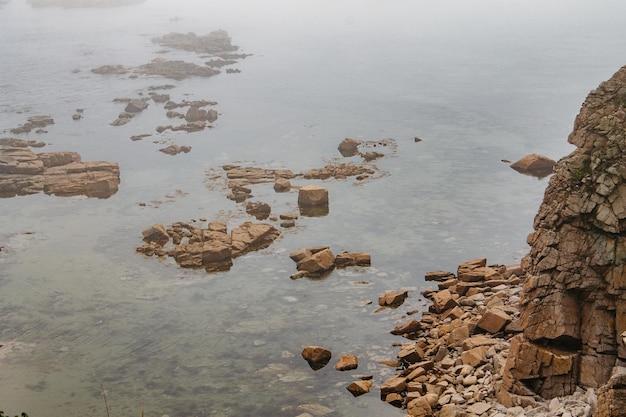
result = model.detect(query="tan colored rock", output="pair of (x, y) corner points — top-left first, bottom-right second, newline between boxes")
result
(378, 290), (408, 308)
(390, 319), (421, 336)
(296, 248), (335, 277)
(273, 177), (291, 192)
(335, 354), (358, 371)
(338, 138), (361, 157)
(461, 346), (489, 367)
(230, 222), (279, 257)
(335, 252), (371, 267)
(298, 184), (329, 207)
(380, 375), (407, 397)
(510, 153), (556, 178)
(406, 396), (432, 417)
(346, 380), (372, 397)
(477, 307), (512, 334)
(431, 289), (458, 313)
(142, 223), (170, 244)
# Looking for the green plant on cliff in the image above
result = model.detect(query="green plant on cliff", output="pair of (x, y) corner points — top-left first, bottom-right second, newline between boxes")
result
(0, 412), (29, 417)
(573, 156), (592, 183)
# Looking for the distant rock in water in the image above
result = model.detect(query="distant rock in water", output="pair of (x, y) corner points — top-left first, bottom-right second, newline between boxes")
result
(27, 0), (145, 7)
(152, 30), (239, 55)
(0, 147), (120, 198)
(502, 64), (626, 400)
(510, 153), (556, 178)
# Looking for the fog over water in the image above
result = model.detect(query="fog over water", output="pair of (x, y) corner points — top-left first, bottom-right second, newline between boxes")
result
(1, 0), (626, 416)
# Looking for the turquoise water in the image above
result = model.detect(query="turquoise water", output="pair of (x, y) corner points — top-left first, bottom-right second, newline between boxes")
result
(1, 0), (626, 416)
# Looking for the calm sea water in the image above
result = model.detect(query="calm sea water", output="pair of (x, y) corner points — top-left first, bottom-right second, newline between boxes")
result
(1, 0), (626, 416)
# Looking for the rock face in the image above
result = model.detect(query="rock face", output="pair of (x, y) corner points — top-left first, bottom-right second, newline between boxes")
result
(505, 65), (626, 398)
(0, 147), (120, 198)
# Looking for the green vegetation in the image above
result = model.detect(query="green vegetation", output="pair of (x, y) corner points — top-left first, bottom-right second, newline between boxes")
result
(573, 157), (592, 182)
(0, 412), (29, 417)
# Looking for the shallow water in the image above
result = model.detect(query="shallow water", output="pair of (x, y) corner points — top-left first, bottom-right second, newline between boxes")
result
(1, 0), (626, 416)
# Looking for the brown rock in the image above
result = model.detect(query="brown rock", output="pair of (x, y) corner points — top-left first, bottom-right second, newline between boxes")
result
(378, 290), (409, 308)
(273, 177), (291, 192)
(230, 222), (279, 257)
(298, 185), (329, 207)
(142, 224), (170, 244)
(335, 252), (371, 267)
(338, 138), (360, 157)
(510, 153), (556, 178)
(302, 346), (332, 370)
(431, 289), (458, 313)
(477, 307), (512, 334)
(380, 375), (407, 397)
(296, 248), (335, 277)
(346, 380), (372, 397)
(335, 354), (358, 371)
(390, 319), (422, 336)
(406, 397), (433, 417)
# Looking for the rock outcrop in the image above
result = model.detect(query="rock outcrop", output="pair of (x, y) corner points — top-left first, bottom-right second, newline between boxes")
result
(0, 147), (120, 198)
(505, 65), (626, 398)
(137, 220), (280, 273)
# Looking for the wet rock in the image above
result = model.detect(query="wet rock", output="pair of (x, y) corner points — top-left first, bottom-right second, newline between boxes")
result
(303, 163), (375, 180)
(152, 30), (238, 55)
(10, 115), (54, 134)
(142, 224), (170, 244)
(91, 64), (128, 75)
(138, 220), (279, 273)
(378, 290), (408, 308)
(273, 177), (291, 192)
(0, 147), (119, 198)
(335, 354), (358, 371)
(334, 251), (371, 267)
(294, 248), (335, 278)
(245, 201), (271, 220)
(159, 145), (191, 155)
(150, 93), (170, 103)
(346, 380), (372, 397)
(510, 153), (556, 178)
(0, 138), (46, 148)
(338, 138), (361, 157)
(136, 58), (220, 80)
(302, 346), (332, 370)
(124, 100), (149, 113)
(298, 185), (328, 207)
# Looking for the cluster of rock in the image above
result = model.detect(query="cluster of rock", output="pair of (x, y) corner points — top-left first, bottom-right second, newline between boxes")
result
(9, 115), (54, 135)
(300, 346), (370, 395)
(500, 65), (626, 408)
(137, 221), (280, 273)
(0, 147), (120, 198)
(377, 258), (598, 417)
(288, 246), (371, 279)
(110, 98), (150, 126)
(151, 30), (239, 55)
(91, 31), (247, 80)
(337, 137), (392, 162)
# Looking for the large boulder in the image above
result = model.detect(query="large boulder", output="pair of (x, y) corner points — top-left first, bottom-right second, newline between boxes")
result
(230, 222), (280, 257)
(510, 153), (556, 178)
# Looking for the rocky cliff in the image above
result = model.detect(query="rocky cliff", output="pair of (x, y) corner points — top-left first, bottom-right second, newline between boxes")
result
(503, 65), (626, 400)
